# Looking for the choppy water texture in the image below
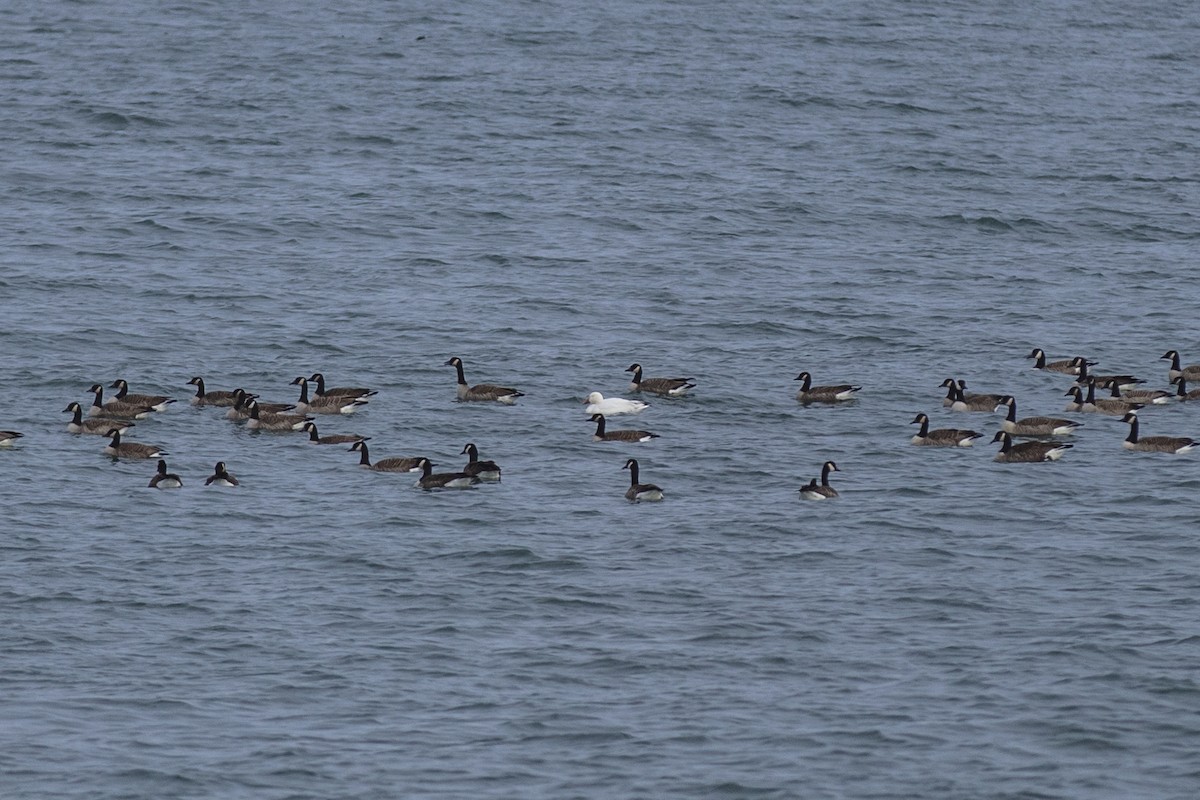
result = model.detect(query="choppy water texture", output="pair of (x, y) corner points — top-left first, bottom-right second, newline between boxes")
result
(3, 1), (1200, 798)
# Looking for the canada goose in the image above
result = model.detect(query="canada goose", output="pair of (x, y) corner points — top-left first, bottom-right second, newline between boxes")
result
(995, 397), (1082, 436)
(291, 376), (368, 414)
(584, 391), (648, 415)
(225, 389), (294, 420)
(940, 379), (1001, 412)
(444, 357), (524, 404)
(349, 440), (424, 472)
(108, 379), (176, 412)
(1079, 379), (1145, 415)
(205, 461), (239, 486)
(104, 429), (167, 459)
(622, 458), (664, 502)
(1121, 412), (1197, 454)
(64, 402), (136, 435)
(1101, 378), (1171, 405)
(1171, 376), (1200, 401)
(460, 443), (502, 481)
(87, 384), (154, 419)
(799, 461), (840, 499)
(300, 421), (368, 445)
(148, 460), (183, 489)
(1027, 348), (1093, 374)
(245, 400), (311, 431)
(794, 372), (861, 404)
(187, 376), (240, 406)
(909, 413), (981, 447)
(0, 430), (23, 447)
(991, 431), (1073, 463)
(625, 363), (695, 396)
(590, 413), (659, 443)
(1072, 359), (1143, 390)
(416, 457), (479, 490)
(1161, 350), (1200, 382)
(308, 372), (376, 399)
(1063, 386), (1088, 413)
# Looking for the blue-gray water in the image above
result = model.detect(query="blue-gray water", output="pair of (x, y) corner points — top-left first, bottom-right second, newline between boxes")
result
(3, 1), (1200, 798)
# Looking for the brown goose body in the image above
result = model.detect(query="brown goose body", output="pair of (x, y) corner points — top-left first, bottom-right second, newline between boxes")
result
(1161, 350), (1200, 382)
(308, 372), (376, 399)
(445, 357), (523, 404)
(291, 377), (368, 414)
(87, 385), (154, 419)
(188, 376), (240, 407)
(416, 457), (480, 489)
(148, 459), (183, 489)
(205, 461), (240, 486)
(245, 401), (311, 431)
(1102, 379), (1172, 405)
(109, 379), (176, 412)
(0, 430), (23, 446)
(794, 372), (861, 404)
(590, 413), (660, 443)
(460, 443), (502, 481)
(995, 397), (1082, 436)
(909, 413), (981, 447)
(799, 461), (840, 499)
(1027, 348), (1091, 375)
(300, 421), (368, 445)
(104, 429), (168, 459)
(991, 431), (1072, 463)
(1121, 413), (1197, 454)
(225, 389), (295, 420)
(625, 363), (695, 396)
(1075, 380), (1145, 415)
(64, 402), (135, 435)
(622, 458), (664, 502)
(350, 440), (423, 473)
(1071, 360), (1143, 391)
(1171, 376), (1200, 401)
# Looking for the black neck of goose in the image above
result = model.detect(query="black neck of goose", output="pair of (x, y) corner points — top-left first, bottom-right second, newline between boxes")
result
(192, 379), (205, 399)
(1108, 381), (1121, 398)
(1076, 361), (1089, 381)
(627, 462), (639, 486)
(1005, 402), (1017, 422)
(248, 403), (260, 420)
(630, 366), (643, 386)
(312, 375), (327, 395)
(1126, 417), (1139, 443)
(453, 361), (467, 386)
(90, 389), (104, 408)
(917, 416), (929, 436)
(1177, 378), (1189, 397)
(1084, 381), (1097, 404)
(998, 434), (1012, 453)
(593, 416), (606, 437)
(110, 430), (121, 446)
(466, 446), (479, 464)
(1035, 352), (1047, 368)
(357, 443), (371, 466)
(113, 382), (128, 400)
(421, 459), (433, 478)
(70, 405), (84, 424)
(943, 383), (957, 403)
(1170, 352), (1182, 370)
(296, 380), (310, 404)
(821, 464), (832, 486)
(306, 425), (320, 442)
(798, 374), (812, 392)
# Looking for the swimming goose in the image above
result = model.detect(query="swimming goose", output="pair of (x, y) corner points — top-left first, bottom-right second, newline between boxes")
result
(460, 443), (502, 481)
(444, 357), (524, 404)
(0, 430), (23, 447)
(291, 377), (368, 414)
(108, 379), (176, 412)
(1171, 376), (1200, 401)
(590, 413), (660, 443)
(148, 459), (183, 489)
(308, 372), (376, 400)
(300, 421), (368, 445)
(104, 429), (167, 459)
(416, 457), (480, 490)
(625, 363), (695, 396)
(245, 400), (311, 431)
(1072, 360), (1143, 391)
(64, 402), (136, 435)
(1101, 378), (1171, 405)
(1027, 348), (1093, 374)
(622, 458), (664, 502)
(205, 461), (239, 486)
(991, 431), (1072, 463)
(225, 389), (294, 420)
(1073, 379), (1144, 415)
(940, 379), (1002, 412)
(1121, 412), (1197, 453)
(1161, 350), (1200, 382)
(584, 392), (649, 416)
(995, 397), (1082, 436)
(799, 461), (840, 499)
(794, 372), (861, 404)
(350, 440), (423, 472)
(187, 376), (240, 406)
(87, 385), (154, 419)
(909, 413), (981, 447)
(1063, 386), (1088, 413)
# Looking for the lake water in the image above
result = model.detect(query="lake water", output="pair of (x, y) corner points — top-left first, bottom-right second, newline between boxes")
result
(3, 1), (1200, 797)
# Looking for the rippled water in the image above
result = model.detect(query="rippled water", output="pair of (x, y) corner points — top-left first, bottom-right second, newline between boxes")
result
(3, 1), (1200, 797)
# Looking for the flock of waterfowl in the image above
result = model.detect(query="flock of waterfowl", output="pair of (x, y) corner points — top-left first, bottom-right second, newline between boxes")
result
(4, 350), (1197, 501)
